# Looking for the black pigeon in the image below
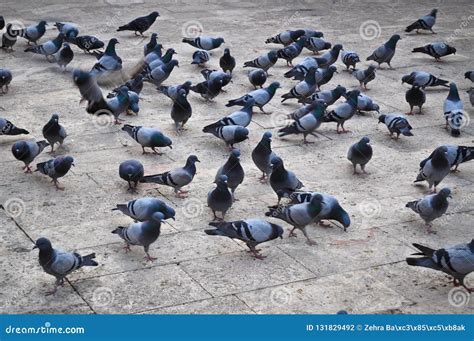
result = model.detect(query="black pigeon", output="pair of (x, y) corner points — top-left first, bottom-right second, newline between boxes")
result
(35, 155), (75, 190)
(42, 113), (67, 153)
(117, 12), (160, 36)
(190, 78), (223, 101)
(405, 86), (426, 115)
(144, 33), (159, 55)
(72, 35), (104, 54)
(119, 160), (144, 192)
(0, 68), (12, 93)
(171, 88), (192, 133)
(248, 69), (267, 89)
(219, 48), (236, 74)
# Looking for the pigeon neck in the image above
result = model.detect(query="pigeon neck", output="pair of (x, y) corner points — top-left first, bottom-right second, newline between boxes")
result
(184, 160), (197, 175)
(431, 193), (447, 210)
(448, 87), (460, 101)
(38, 248), (55, 267)
(256, 138), (272, 154)
(105, 42), (117, 57)
(142, 220), (162, 237)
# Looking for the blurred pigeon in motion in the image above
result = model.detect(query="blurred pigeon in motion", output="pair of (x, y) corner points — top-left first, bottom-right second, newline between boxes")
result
(171, 88), (192, 133)
(340, 50), (360, 70)
(378, 113), (413, 138)
(414, 146), (450, 192)
(366, 34), (401, 69)
(248, 69), (267, 89)
(204, 95), (254, 129)
(11, 20), (47, 45)
(113, 197), (175, 222)
(190, 78), (223, 101)
(158, 80), (192, 101)
(252, 131), (275, 182)
(35, 155), (74, 190)
(401, 71), (449, 88)
(207, 175), (233, 220)
(90, 38), (122, 77)
(12, 140), (49, 173)
(0, 68), (12, 93)
(54, 43), (74, 69)
(112, 212), (164, 262)
(220, 48), (236, 73)
(278, 101), (325, 143)
(406, 188), (451, 234)
(205, 219), (284, 259)
(215, 149), (245, 201)
(443, 83), (464, 137)
(412, 42), (456, 61)
(315, 66), (338, 89)
(357, 94), (379, 114)
(405, 86), (426, 115)
(276, 37), (307, 66)
(353, 65), (376, 90)
(227, 81), (280, 113)
(24, 33), (64, 60)
(405, 9), (437, 34)
(182, 36), (225, 50)
(144, 33), (159, 55)
(140, 155), (200, 198)
(202, 124), (249, 150)
(119, 159), (144, 192)
(144, 59), (179, 86)
(265, 29), (305, 45)
(406, 239), (474, 292)
(284, 56), (318, 80)
(191, 50), (210, 66)
(1, 24), (18, 51)
(0, 117), (29, 136)
(347, 136), (373, 174)
(281, 67), (318, 102)
(305, 37), (331, 54)
(42, 113), (67, 153)
(420, 145), (474, 172)
(33, 237), (98, 295)
(300, 85), (347, 106)
(243, 50), (278, 71)
(323, 89), (360, 133)
(122, 124), (172, 154)
(54, 22), (79, 42)
(465, 71), (474, 83)
(314, 44), (343, 68)
(269, 156), (304, 204)
(71, 35), (104, 54)
(117, 11), (159, 36)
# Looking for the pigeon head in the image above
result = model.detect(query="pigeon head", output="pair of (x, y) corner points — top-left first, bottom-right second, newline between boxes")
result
(367, 65), (377, 72)
(149, 11), (160, 18)
(187, 155), (200, 164)
(151, 211), (165, 222)
(446, 45), (456, 55)
(263, 131), (272, 140)
(151, 33), (158, 38)
(51, 113), (60, 122)
(121, 124), (135, 135)
(63, 156), (75, 167)
(216, 37), (225, 44)
(333, 44), (343, 51)
(438, 187), (452, 199)
(296, 36), (307, 45)
(270, 155), (283, 167)
(33, 237), (52, 251)
(216, 175), (228, 187)
(335, 85), (347, 96)
(430, 9), (438, 17)
(447, 82), (459, 100)
(170, 59), (179, 68)
(294, 29), (305, 37)
(390, 34), (401, 42)
(268, 81), (281, 90)
(464, 71), (472, 79)
(230, 149), (241, 160)
(273, 223), (284, 239)
(224, 48), (230, 55)
(38, 20), (47, 28)
(324, 42), (332, 50)
(164, 206), (176, 220)
(328, 66), (338, 74)
(378, 114), (387, 124)
(360, 136), (370, 145)
(234, 127), (249, 141)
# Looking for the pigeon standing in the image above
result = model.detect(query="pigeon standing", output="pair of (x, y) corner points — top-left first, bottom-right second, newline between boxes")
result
(405, 86), (426, 115)
(366, 34), (401, 69)
(378, 113), (413, 138)
(54, 22), (79, 42)
(414, 146), (450, 192)
(301, 85), (347, 106)
(412, 42), (456, 61)
(248, 69), (267, 89)
(0, 68), (12, 94)
(305, 37), (331, 54)
(323, 90), (360, 133)
(35, 155), (75, 190)
(55, 43), (74, 69)
(24, 33), (65, 60)
(443, 83), (465, 137)
(12, 140), (49, 173)
(252, 132), (275, 182)
(227, 81), (280, 113)
(113, 197), (175, 222)
(170, 89), (192, 134)
(42, 113), (67, 153)
(144, 33), (159, 55)
(202, 124), (249, 150)
(357, 94), (380, 114)
(215, 149), (245, 201)
(190, 78), (223, 101)
(401, 71), (449, 88)
(340, 50), (360, 70)
(207, 175), (233, 220)
(265, 30), (305, 45)
(158, 81), (192, 101)
(182, 36), (225, 50)
(12, 20), (47, 45)
(33, 237), (98, 295)
(420, 145), (474, 172)
(204, 96), (254, 129)
(243, 50), (278, 71)
(281, 67), (317, 102)
(406, 188), (451, 234)
(191, 50), (210, 66)
(117, 12), (160, 36)
(314, 44), (343, 67)
(144, 60), (179, 86)
(352, 65), (376, 89)
(284, 57), (318, 80)
(276, 37), (307, 66)
(278, 101), (325, 143)
(220, 48), (236, 74)
(71, 35), (104, 54)
(122, 124), (172, 154)
(405, 9), (438, 34)
(90, 38), (122, 77)
(0, 117), (29, 136)
(269, 156), (304, 204)
(119, 160), (144, 192)
(347, 137), (373, 174)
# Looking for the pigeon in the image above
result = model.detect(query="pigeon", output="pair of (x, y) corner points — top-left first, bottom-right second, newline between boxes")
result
(357, 94), (380, 114)
(207, 175), (233, 220)
(71, 35), (105, 54)
(171, 88), (192, 133)
(12, 140), (49, 173)
(286, 192), (351, 230)
(226, 81), (280, 113)
(144, 59), (179, 86)
(143, 44), (166, 65)
(265, 193), (324, 245)
(0, 68), (12, 93)
(352, 65), (376, 89)
(248, 69), (267, 89)
(33, 237), (98, 295)
(0, 117), (29, 136)
(243, 50), (278, 71)
(269, 156), (304, 204)
(406, 188), (451, 233)
(201, 69), (232, 87)
(314, 44), (343, 68)
(139, 155), (200, 198)
(278, 101), (325, 143)
(220, 48), (236, 73)
(90, 38), (122, 77)
(443, 83), (465, 137)
(35, 155), (75, 190)
(420, 145), (474, 172)
(191, 50), (210, 65)
(300, 85), (347, 106)
(414, 146), (450, 192)
(305, 37), (331, 54)
(112, 211), (164, 262)
(215, 149), (245, 201)
(119, 160), (144, 192)
(366, 34), (401, 69)
(0, 16), (4, 30)
(405, 86), (426, 115)
(1, 24), (18, 51)
(144, 47), (173, 67)
(205, 219), (284, 259)
(54, 43), (74, 69)
(113, 197), (175, 222)
(158, 80), (192, 101)
(276, 37), (308, 66)
(303, 30), (324, 39)
(281, 67), (318, 102)
(401, 71), (449, 88)
(323, 89), (360, 133)
(117, 11), (159, 36)
(265, 30), (305, 45)
(11, 20), (47, 45)
(315, 66), (338, 89)
(340, 50), (360, 70)
(182, 36), (225, 50)
(287, 100), (325, 120)
(405, 9), (438, 34)
(465, 71), (474, 83)
(144, 33), (159, 55)
(204, 96), (254, 130)
(378, 113), (413, 138)
(252, 131), (275, 182)
(122, 124), (172, 154)
(24, 33), (65, 59)
(202, 125), (249, 149)
(42, 113), (67, 153)
(190, 78), (223, 101)
(283, 56), (318, 80)
(110, 74), (145, 97)
(412, 42), (456, 61)
(347, 136), (373, 174)
(54, 22), (79, 41)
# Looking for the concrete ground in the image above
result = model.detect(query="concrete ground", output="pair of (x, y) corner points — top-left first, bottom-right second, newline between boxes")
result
(0, 0), (473, 314)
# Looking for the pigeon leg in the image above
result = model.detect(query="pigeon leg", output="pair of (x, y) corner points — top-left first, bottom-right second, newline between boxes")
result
(248, 246), (266, 260)
(288, 227), (298, 238)
(23, 165), (33, 173)
(141, 146), (149, 154)
(48, 144), (55, 154)
(406, 105), (414, 115)
(144, 250), (157, 262)
(259, 173), (267, 183)
(152, 147), (163, 155)
(302, 227), (317, 246)
(54, 180), (65, 191)
(361, 164), (369, 175)
(352, 164), (358, 175)
(340, 123), (350, 134)
(430, 29), (436, 34)
(303, 135), (315, 144)
(451, 164), (460, 173)
(114, 117), (124, 125)
(426, 223), (437, 234)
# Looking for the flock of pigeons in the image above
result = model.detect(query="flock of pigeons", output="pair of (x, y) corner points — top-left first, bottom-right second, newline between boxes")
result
(0, 9), (473, 297)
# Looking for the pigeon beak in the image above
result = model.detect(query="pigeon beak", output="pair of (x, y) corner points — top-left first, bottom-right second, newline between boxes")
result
(171, 217), (176, 221)
(169, 145), (173, 149)
(448, 194), (453, 198)
(196, 159), (201, 162)
(32, 245), (37, 250)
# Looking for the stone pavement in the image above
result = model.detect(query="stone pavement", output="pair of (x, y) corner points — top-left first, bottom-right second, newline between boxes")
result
(0, 0), (473, 314)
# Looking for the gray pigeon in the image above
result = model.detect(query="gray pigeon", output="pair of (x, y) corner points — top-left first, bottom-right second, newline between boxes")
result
(276, 37), (308, 66)
(269, 156), (304, 204)
(0, 68), (12, 93)
(414, 146), (450, 192)
(207, 175), (233, 220)
(122, 124), (173, 154)
(117, 11), (159, 36)
(204, 96), (254, 130)
(405, 9), (437, 34)
(54, 22), (79, 41)
(352, 65), (376, 89)
(284, 56), (318, 80)
(54, 43), (74, 69)
(201, 69), (232, 88)
(42, 113), (67, 153)
(243, 50), (278, 71)
(305, 37), (331, 54)
(406, 239), (474, 291)
(265, 30), (305, 45)
(406, 188), (451, 234)
(226, 81), (281, 113)
(248, 69), (267, 89)
(378, 113), (413, 138)
(202, 124), (249, 149)
(119, 160), (144, 192)
(287, 100), (326, 120)
(90, 38), (122, 77)
(171, 88), (192, 133)
(190, 78), (223, 101)
(401, 71), (449, 88)
(420, 145), (474, 172)
(347, 136), (373, 174)
(323, 90), (359, 133)
(140, 155), (200, 198)
(357, 94), (380, 114)
(366, 34), (401, 69)
(340, 50), (360, 70)
(278, 101), (325, 143)
(35, 155), (75, 190)
(405, 86), (426, 115)
(144, 59), (179, 86)
(252, 131), (275, 182)
(12, 140), (49, 173)
(315, 66), (338, 89)
(182, 36), (225, 50)
(220, 48), (236, 74)
(443, 83), (465, 137)
(33, 237), (98, 295)
(113, 197), (176, 221)
(0, 117), (29, 135)
(144, 48), (175, 68)
(215, 149), (245, 201)
(191, 50), (210, 66)
(412, 42), (456, 61)
(314, 44), (343, 68)
(205, 219), (284, 259)
(144, 33), (159, 55)
(24, 33), (65, 60)
(300, 85), (346, 106)
(11, 20), (47, 44)
(112, 212), (164, 262)
(281, 67), (318, 102)
(158, 80), (192, 101)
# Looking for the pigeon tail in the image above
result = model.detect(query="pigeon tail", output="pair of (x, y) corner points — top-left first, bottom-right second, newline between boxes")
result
(81, 253), (98, 266)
